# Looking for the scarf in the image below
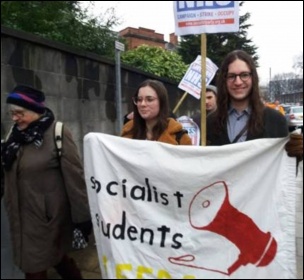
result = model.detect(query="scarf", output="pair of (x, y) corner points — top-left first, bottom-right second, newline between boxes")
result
(1, 108), (55, 171)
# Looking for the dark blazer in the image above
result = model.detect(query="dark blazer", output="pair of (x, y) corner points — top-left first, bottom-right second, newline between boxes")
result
(207, 107), (289, 146)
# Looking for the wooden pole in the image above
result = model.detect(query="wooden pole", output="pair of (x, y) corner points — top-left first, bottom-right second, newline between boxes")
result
(172, 92), (188, 114)
(200, 34), (207, 146)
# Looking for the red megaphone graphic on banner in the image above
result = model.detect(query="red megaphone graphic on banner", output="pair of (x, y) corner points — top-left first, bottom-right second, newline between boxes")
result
(169, 181), (277, 275)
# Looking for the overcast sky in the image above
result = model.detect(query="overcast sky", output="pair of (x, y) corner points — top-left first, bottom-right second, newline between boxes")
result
(84, 1), (303, 85)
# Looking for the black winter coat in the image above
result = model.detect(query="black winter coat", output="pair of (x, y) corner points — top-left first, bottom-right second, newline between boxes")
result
(207, 107), (289, 146)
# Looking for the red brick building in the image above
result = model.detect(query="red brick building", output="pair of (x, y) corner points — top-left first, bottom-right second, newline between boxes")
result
(119, 27), (178, 50)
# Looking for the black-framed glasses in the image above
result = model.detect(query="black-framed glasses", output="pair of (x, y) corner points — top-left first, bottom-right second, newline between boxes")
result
(133, 96), (158, 105)
(226, 72), (252, 82)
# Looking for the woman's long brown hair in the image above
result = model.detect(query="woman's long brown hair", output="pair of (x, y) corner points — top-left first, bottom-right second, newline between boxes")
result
(129, 79), (169, 140)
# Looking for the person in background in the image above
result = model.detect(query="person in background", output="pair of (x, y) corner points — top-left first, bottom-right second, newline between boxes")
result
(1, 85), (92, 279)
(206, 50), (302, 161)
(267, 100), (285, 115)
(192, 84), (218, 130)
(121, 79), (192, 145)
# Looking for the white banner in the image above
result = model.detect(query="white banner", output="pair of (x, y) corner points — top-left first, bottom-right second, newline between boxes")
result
(174, 1), (239, 36)
(178, 56), (218, 99)
(84, 133), (297, 279)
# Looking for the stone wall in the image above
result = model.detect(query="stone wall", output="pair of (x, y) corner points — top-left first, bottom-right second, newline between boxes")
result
(1, 26), (198, 155)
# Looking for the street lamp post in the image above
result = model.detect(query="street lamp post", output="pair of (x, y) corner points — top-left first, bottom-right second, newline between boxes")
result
(115, 41), (125, 135)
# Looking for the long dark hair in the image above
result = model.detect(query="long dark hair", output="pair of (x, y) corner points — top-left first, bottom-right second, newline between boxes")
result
(214, 50), (264, 136)
(130, 79), (169, 140)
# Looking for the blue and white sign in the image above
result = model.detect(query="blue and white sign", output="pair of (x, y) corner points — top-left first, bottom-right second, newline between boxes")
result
(177, 115), (200, 145)
(178, 55), (218, 99)
(174, 1), (239, 35)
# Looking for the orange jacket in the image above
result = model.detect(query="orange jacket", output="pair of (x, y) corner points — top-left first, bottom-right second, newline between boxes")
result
(121, 118), (192, 145)
(266, 103), (285, 115)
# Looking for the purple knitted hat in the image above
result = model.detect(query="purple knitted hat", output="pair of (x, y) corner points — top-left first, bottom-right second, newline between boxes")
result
(7, 85), (46, 114)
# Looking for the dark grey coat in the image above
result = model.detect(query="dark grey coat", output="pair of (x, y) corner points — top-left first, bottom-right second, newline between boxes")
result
(3, 122), (91, 273)
(207, 107), (289, 145)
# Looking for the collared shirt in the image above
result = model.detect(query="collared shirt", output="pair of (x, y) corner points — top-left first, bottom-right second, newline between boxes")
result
(227, 106), (251, 143)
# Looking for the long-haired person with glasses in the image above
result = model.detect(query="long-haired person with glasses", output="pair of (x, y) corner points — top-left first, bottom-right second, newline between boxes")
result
(206, 50), (302, 161)
(122, 79), (192, 145)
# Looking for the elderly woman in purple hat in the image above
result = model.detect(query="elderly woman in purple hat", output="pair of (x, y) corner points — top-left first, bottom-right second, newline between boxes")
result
(1, 85), (92, 279)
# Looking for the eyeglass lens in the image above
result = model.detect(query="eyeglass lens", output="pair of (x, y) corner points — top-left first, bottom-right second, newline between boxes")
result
(133, 96), (157, 104)
(227, 72), (251, 82)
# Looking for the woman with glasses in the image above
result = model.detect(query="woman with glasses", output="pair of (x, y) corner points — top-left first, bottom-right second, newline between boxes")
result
(206, 50), (302, 160)
(1, 85), (92, 279)
(122, 79), (192, 145)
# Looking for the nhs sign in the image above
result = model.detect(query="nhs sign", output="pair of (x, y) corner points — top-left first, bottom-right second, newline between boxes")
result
(174, 1), (239, 35)
(177, 1), (235, 11)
